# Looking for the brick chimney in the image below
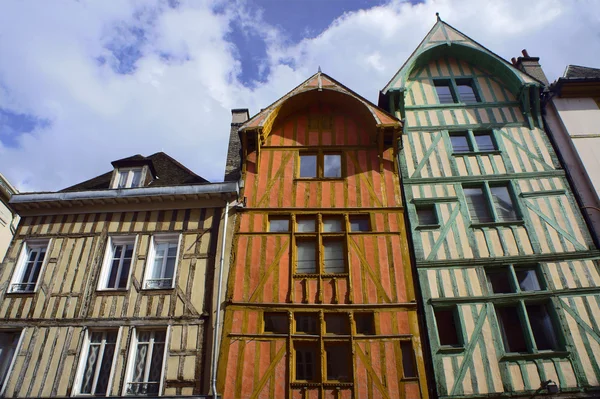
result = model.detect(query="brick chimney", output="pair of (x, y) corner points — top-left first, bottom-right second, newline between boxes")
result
(512, 49), (549, 86)
(224, 108), (249, 182)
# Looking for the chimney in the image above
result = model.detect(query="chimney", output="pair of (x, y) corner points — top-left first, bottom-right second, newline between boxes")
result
(513, 49), (549, 86)
(224, 108), (249, 182)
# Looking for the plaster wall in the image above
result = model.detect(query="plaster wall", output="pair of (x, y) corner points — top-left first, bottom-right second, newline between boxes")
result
(0, 200), (17, 263)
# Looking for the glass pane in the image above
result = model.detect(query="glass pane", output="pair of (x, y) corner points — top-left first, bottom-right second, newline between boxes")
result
(264, 313), (288, 334)
(450, 135), (471, 153)
(81, 345), (99, 394)
(148, 342), (164, 383)
(299, 155), (317, 178)
(490, 186), (518, 221)
(132, 343), (148, 382)
(325, 314), (349, 334)
(516, 268), (542, 291)
(456, 80), (479, 103)
(434, 309), (461, 346)
(496, 306), (528, 352)
(296, 218), (316, 233)
(355, 313), (375, 335)
(486, 269), (514, 294)
(325, 344), (351, 381)
(323, 240), (345, 273)
(295, 314), (318, 334)
(322, 217), (343, 232)
(295, 344), (316, 381)
(296, 240), (317, 273)
(526, 303), (559, 350)
(95, 333), (117, 395)
(323, 154), (342, 178)
(117, 172), (127, 188)
(349, 216), (370, 232)
(269, 217), (289, 232)
(401, 341), (417, 378)
(464, 187), (493, 223)
(475, 133), (496, 151)
(118, 258), (132, 289)
(0, 332), (19, 388)
(131, 170), (142, 187)
(417, 206), (437, 225)
(107, 258), (120, 288)
(434, 81), (455, 104)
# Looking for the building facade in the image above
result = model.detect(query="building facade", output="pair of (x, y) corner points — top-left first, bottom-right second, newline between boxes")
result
(217, 73), (430, 399)
(0, 172), (19, 263)
(0, 153), (237, 398)
(379, 20), (600, 398)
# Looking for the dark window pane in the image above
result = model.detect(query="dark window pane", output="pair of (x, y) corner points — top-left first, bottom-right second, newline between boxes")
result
(464, 187), (493, 223)
(417, 206), (437, 225)
(325, 344), (351, 381)
(434, 81), (455, 104)
(496, 305), (528, 353)
(401, 341), (417, 378)
(300, 155), (317, 178)
(324, 154), (342, 178)
(349, 216), (370, 232)
(434, 308), (461, 346)
(450, 134), (471, 153)
(456, 79), (479, 103)
(474, 132), (496, 151)
(269, 217), (289, 232)
(355, 313), (375, 335)
(295, 343), (317, 381)
(325, 314), (350, 335)
(323, 240), (345, 274)
(296, 240), (317, 274)
(322, 217), (343, 232)
(526, 303), (560, 350)
(490, 185), (518, 221)
(516, 268), (542, 291)
(295, 313), (318, 334)
(486, 269), (514, 294)
(264, 312), (288, 334)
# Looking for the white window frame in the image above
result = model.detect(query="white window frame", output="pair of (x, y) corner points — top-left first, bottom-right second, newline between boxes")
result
(122, 327), (170, 397)
(112, 167), (145, 189)
(97, 236), (138, 291)
(143, 234), (181, 290)
(72, 328), (122, 397)
(9, 240), (51, 294)
(0, 329), (25, 396)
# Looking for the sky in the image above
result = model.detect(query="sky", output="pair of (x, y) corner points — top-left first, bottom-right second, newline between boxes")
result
(0, 0), (599, 192)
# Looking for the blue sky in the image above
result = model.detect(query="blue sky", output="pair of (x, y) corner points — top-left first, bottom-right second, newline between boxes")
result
(0, 0), (599, 191)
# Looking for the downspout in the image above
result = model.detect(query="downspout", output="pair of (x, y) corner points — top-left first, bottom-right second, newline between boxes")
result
(211, 199), (232, 399)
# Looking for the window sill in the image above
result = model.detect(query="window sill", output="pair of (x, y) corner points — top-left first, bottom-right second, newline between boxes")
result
(293, 273), (349, 278)
(470, 220), (524, 228)
(452, 150), (501, 156)
(437, 345), (465, 354)
(294, 178), (345, 182)
(96, 289), (129, 295)
(5, 290), (36, 297)
(141, 287), (175, 293)
(500, 350), (569, 361)
(415, 224), (440, 230)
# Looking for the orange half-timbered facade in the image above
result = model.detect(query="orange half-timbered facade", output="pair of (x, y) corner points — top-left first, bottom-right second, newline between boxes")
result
(218, 73), (430, 399)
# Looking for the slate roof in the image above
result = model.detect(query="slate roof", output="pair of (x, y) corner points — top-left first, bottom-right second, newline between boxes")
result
(61, 152), (208, 192)
(564, 65), (600, 79)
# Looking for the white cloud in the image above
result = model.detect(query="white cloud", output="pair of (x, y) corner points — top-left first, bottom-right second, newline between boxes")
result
(0, 0), (598, 191)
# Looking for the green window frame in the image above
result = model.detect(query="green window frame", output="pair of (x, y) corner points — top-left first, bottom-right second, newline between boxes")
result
(449, 129), (498, 154)
(433, 77), (482, 104)
(486, 264), (545, 295)
(463, 182), (520, 224)
(433, 306), (464, 349)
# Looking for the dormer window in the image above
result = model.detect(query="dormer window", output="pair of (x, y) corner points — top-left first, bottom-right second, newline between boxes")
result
(114, 168), (143, 189)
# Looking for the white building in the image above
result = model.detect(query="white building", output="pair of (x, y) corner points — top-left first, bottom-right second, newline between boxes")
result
(0, 172), (18, 262)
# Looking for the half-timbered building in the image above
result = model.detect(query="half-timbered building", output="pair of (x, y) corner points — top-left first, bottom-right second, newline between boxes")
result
(217, 72), (430, 399)
(379, 18), (600, 398)
(0, 152), (237, 398)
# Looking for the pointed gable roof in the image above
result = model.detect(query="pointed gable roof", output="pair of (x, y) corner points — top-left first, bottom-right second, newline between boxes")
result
(382, 19), (539, 95)
(242, 71), (400, 140)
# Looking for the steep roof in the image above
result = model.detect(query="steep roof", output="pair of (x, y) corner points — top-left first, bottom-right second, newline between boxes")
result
(382, 18), (539, 94)
(564, 65), (600, 79)
(61, 152), (208, 192)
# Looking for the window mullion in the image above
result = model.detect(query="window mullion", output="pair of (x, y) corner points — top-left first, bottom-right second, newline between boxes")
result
(450, 79), (460, 103)
(467, 130), (477, 152)
(508, 265), (519, 293)
(318, 151), (323, 178)
(160, 246), (168, 279)
(115, 245), (125, 289)
(91, 335), (106, 394)
(144, 335), (154, 384)
(483, 183), (499, 222)
(518, 300), (538, 352)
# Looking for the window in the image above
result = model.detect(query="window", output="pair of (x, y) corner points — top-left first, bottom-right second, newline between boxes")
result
(354, 312), (375, 335)
(298, 152), (342, 179)
(10, 241), (49, 293)
(99, 237), (136, 290)
(464, 183), (519, 224)
(126, 330), (167, 395)
(0, 331), (20, 392)
(325, 314), (350, 335)
(264, 312), (288, 334)
(294, 343), (318, 381)
(114, 168), (143, 189)
(269, 216), (290, 232)
(144, 235), (180, 289)
(401, 341), (417, 378)
(294, 216), (347, 275)
(496, 302), (560, 353)
(434, 78), (481, 104)
(450, 130), (496, 154)
(486, 265), (544, 294)
(325, 343), (351, 381)
(434, 308), (462, 347)
(77, 330), (118, 396)
(295, 313), (319, 334)
(349, 215), (370, 232)
(416, 205), (438, 226)
(323, 240), (345, 273)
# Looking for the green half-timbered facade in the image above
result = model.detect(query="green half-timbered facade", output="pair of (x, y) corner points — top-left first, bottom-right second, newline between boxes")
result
(379, 19), (600, 398)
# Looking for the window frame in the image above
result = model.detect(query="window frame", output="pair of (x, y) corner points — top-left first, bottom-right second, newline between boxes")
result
(143, 234), (181, 290)
(122, 327), (170, 396)
(9, 239), (51, 294)
(263, 312), (289, 334)
(0, 329), (25, 396)
(73, 328), (122, 397)
(433, 77), (482, 105)
(433, 306), (465, 350)
(112, 167), (145, 189)
(485, 264), (545, 295)
(449, 129), (498, 155)
(97, 236), (138, 291)
(415, 204), (439, 228)
(348, 215), (371, 232)
(297, 151), (344, 180)
(268, 215), (291, 233)
(463, 182), (520, 225)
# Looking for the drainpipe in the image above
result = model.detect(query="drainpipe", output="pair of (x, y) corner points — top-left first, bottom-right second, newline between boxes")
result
(211, 200), (232, 399)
